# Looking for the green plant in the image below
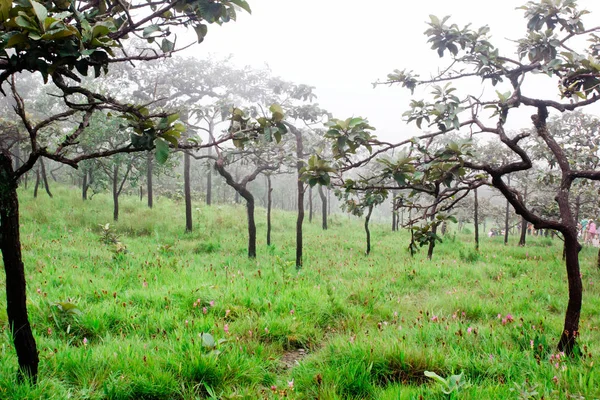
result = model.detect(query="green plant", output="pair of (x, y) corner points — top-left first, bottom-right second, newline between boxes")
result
(424, 370), (470, 395)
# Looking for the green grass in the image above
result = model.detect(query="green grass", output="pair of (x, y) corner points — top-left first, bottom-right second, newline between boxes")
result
(1, 185), (600, 399)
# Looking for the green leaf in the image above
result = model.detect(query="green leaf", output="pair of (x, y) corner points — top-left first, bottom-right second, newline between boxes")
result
(194, 23), (208, 43)
(154, 138), (170, 164)
(161, 38), (174, 53)
(30, 1), (48, 26)
(142, 24), (161, 38)
(0, 0), (12, 21)
(230, 0), (251, 13)
(200, 332), (216, 348)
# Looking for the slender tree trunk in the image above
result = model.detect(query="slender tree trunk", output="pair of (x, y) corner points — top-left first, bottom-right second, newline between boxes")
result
(112, 165), (119, 221)
(147, 152), (153, 209)
(214, 161), (258, 258)
(33, 167), (40, 198)
(474, 187), (479, 250)
(596, 247), (600, 270)
(0, 155), (39, 382)
(318, 185), (327, 230)
(504, 203), (510, 245)
(427, 223), (438, 260)
(327, 187), (331, 216)
(267, 175), (272, 246)
(391, 197), (396, 232)
(519, 186), (528, 246)
(184, 151), (192, 232)
(206, 148), (213, 206)
(309, 186), (313, 223)
(40, 158), (52, 198)
(559, 231), (583, 355)
(293, 128), (305, 269)
(246, 194), (256, 258)
(82, 170), (88, 200)
(365, 204), (374, 255)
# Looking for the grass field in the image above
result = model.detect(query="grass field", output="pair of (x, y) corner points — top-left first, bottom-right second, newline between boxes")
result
(1, 186), (600, 399)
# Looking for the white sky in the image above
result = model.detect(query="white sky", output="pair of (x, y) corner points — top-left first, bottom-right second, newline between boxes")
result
(181, 0), (600, 142)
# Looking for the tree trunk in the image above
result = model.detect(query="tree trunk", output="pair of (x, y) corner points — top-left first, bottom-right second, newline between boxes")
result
(147, 152), (153, 209)
(318, 185), (327, 230)
(206, 150), (212, 206)
(82, 170), (88, 200)
(558, 231), (583, 355)
(294, 129), (305, 269)
(40, 158), (52, 198)
(267, 175), (272, 246)
(597, 247), (600, 270)
(519, 217), (527, 246)
(391, 197), (396, 232)
(309, 186), (313, 223)
(504, 202), (510, 245)
(214, 161), (257, 258)
(184, 151), (192, 232)
(365, 204), (374, 255)
(33, 166), (40, 198)
(474, 187), (479, 250)
(0, 155), (39, 382)
(112, 165), (119, 221)
(427, 223), (438, 260)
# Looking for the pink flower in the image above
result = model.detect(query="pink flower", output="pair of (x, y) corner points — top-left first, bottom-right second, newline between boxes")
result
(264, 327), (269, 334)
(225, 309), (230, 317)
(142, 281), (148, 288)
(288, 379), (294, 389)
(270, 385), (277, 392)
(431, 315), (438, 322)
(553, 375), (559, 384)
(224, 324), (229, 334)
(506, 314), (514, 322)
(209, 300), (215, 307)
(290, 309), (295, 315)
(530, 340), (534, 349)
(47, 328), (52, 335)
(202, 307), (207, 314)
(185, 320), (189, 327)
(83, 337), (88, 346)
(467, 327), (472, 334)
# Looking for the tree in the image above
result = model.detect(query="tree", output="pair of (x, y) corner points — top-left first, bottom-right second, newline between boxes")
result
(373, 1), (600, 354)
(0, 0), (252, 382)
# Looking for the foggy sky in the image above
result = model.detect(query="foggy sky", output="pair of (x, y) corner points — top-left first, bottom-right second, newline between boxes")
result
(184, 1), (600, 142)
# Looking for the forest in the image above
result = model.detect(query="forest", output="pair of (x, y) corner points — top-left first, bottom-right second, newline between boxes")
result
(1, 0), (600, 398)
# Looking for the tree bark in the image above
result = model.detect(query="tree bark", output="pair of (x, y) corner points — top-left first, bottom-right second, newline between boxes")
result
(206, 147), (213, 206)
(147, 152), (153, 209)
(267, 175), (272, 246)
(391, 197), (396, 232)
(112, 164), (119, 221)
(309, 186), (313, 223)
(365, 204), (374, 255)
(40, 158), (52, 198)
(558, 231), (583, 355)
(33, 166), (40, 198)
(318, 185), (327, 230)
(519, 186), (528, 246)
(474, 187), (479, 251)
(184, 151), (192, 232)
(82, 170), (88, 200)
(293, 128), (305, 269)
(214, 161), (258, 258)
(0, 154), (39, 382)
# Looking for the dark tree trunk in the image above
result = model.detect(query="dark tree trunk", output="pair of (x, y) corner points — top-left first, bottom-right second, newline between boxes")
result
(206, 148), (213, 206)
(82, 170), (88, 200)
(519, 186), (528, 246)
(40, 158), (52, 198)
(574, 194), (581, 223)
(427, 223), (438, 260)
(33, 167), (40, 198)
(327, 187), (331, 216)
(474, 187), (479, 250)
(597, 247), (600, 270)
(391, 197), (396, 232)
(558, 231), (583, 355)
(267, 175), (272, 246)
(293, 128), (305, 269)
(112, 165), (119, 221)
(184, 151), (192, 232)
(0, 155), (39, 382)
(519, 217), (527, 246)
(139, 185), (143, 201)
(318, 185), (327, 230)
(214, 161), (258, 258)
(147, 152), (153, 209)
(309, 186), (313, 223)
(365, 204), (374, 255)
